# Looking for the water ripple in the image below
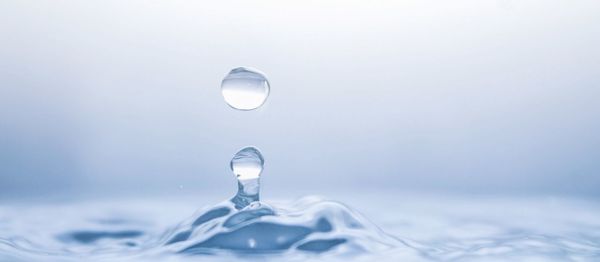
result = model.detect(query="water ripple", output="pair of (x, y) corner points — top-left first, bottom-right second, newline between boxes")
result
(0, 195), (599, 261)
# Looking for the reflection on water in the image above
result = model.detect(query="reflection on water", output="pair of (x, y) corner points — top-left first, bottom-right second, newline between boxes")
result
(0, 194), (599, 261)
(61, 230), (143, 244)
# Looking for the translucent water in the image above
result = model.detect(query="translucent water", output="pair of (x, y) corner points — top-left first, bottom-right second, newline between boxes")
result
(230, 146), (264, 209)
(221, 67), (270, 110)
(164, 196), (400, 256)
(230, 146), (264, 181)
(155, 143), (401, 256)
(1, 194), (599, 261)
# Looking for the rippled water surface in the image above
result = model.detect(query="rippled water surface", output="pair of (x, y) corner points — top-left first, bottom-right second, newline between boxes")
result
(1, 193), (599, 261)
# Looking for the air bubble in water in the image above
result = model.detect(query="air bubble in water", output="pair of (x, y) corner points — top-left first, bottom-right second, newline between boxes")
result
(221, 67), (270, 110)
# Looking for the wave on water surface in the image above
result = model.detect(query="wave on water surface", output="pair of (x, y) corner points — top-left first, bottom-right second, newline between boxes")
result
(2, 194), (600, 261)
(0, 195), (404, 261)
(162, 196), (401, 255)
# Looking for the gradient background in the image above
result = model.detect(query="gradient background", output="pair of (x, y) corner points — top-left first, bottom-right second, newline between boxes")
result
(1, 0), (599, 201)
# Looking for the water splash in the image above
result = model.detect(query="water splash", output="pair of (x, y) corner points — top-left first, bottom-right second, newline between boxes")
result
(230, 146), (264, 209)
(160, 144), (400, 255)
(164, 196), (401, 255)
(1, 196), (600, 261)
(4, 66), (599, 261)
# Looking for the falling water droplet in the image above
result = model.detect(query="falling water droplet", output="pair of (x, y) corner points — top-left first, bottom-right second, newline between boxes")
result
(221, 67), (270, 110)
(230, 146), (264, 209)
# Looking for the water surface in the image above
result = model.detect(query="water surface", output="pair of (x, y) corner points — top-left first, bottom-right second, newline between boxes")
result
(1, 193), (599, 261)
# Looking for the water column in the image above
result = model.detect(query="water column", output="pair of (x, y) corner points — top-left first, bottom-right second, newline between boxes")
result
(220, 67), (270, 209)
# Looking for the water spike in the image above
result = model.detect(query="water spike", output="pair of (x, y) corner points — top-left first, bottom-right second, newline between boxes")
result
(229, 146), (264, 209)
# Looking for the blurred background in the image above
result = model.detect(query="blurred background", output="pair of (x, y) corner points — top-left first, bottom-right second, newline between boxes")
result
(1, 0), (599, 201)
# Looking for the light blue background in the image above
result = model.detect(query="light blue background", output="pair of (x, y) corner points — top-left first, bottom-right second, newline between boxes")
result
(1, 1), (599, 199)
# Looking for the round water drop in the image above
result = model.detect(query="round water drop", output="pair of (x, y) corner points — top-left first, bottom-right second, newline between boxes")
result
(221, 67), (270, 110)
(230, 146), (264, 180)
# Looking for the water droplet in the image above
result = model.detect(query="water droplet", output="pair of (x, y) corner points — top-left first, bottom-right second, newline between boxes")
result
(221, 67), (270, 110)
(230, 146), (264, 180)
